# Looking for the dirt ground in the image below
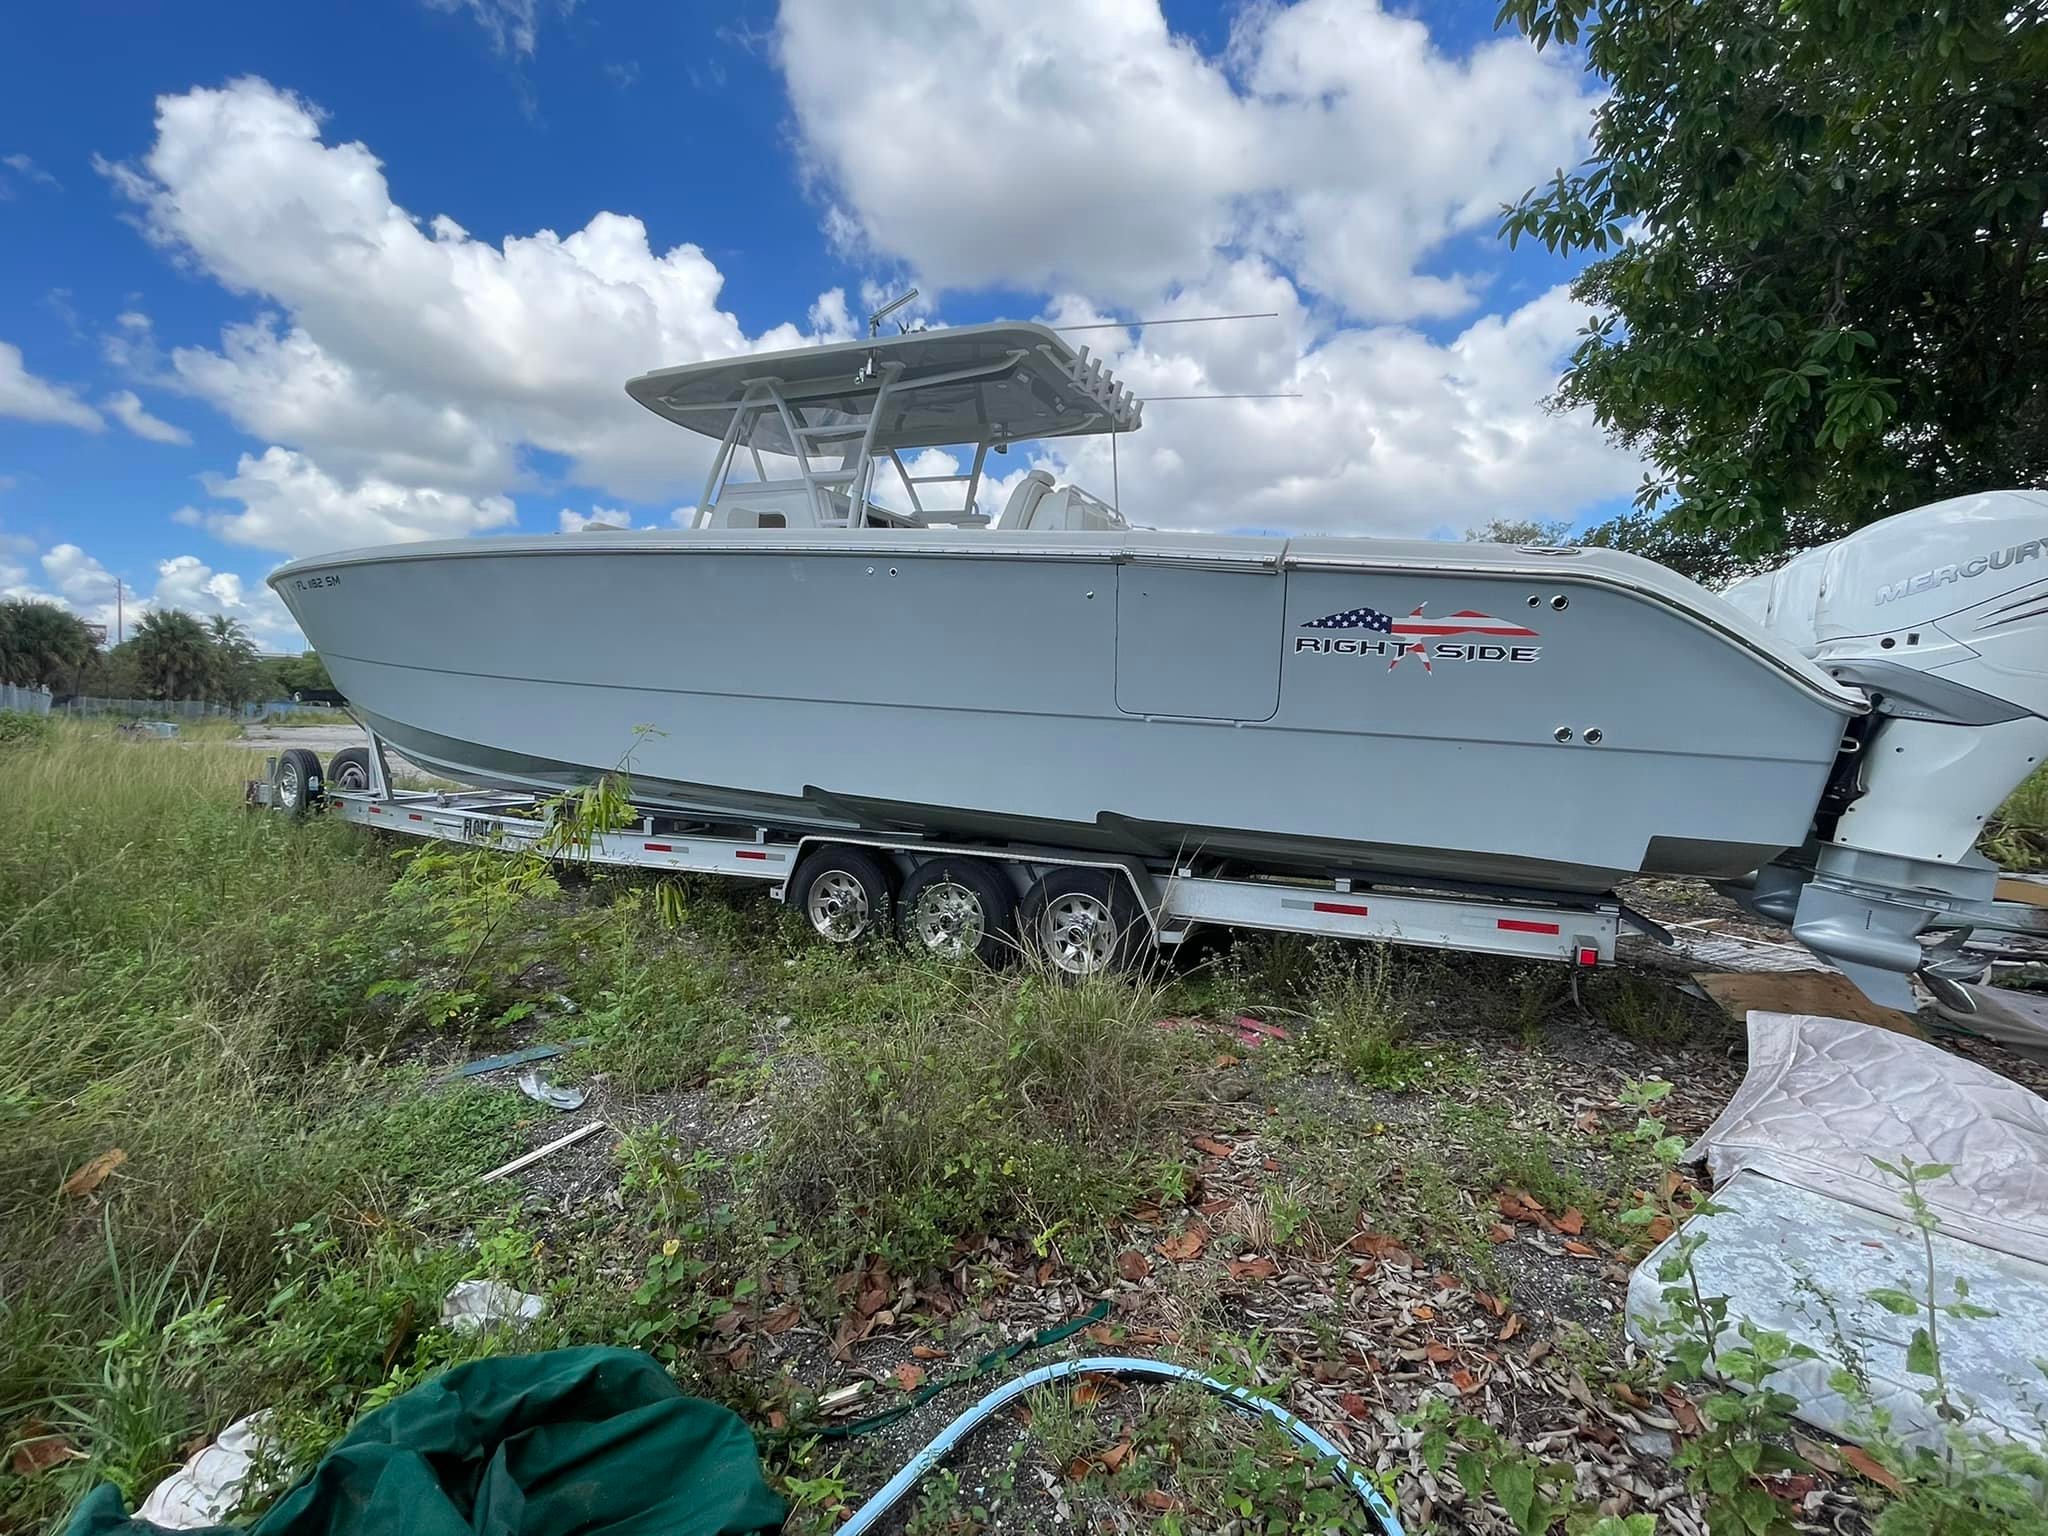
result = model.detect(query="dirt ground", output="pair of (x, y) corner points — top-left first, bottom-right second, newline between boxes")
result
(428, 877), (2046, 1535)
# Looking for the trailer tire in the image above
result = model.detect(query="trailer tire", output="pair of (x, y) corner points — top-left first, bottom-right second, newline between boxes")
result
(1021, 868), (1145, 978)
(327, 746), (373, 793)
(789, 845), (894, 945)
(899, 858), (1017, 967)
(272, 747), (323, 817)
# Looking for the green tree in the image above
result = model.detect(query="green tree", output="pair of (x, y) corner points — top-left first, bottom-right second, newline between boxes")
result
(205, 614), (260, 706)
(273, 651), (336, 698)
(1497, 0), (2048, 557)
(1464, 516), (1572, 546)
(131, 610), (215, 702)
(0, 599), (97, 690)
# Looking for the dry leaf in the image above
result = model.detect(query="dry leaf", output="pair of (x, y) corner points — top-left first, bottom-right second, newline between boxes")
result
(10, 1432), (83, 1478)
(1338, 1392), (1371, 1419)
(911, 1344), (945, 1360)
(1664, 1390), (1701, 1434)
(1098, 1438), (1134, 1473)
(1555, 1207), (1586, 1236)
(1487, 1223), (1514, 1244)
(760, 1302), (801, 1335)
(1450, 1368), (1480, 1395)
(1839, 1444), (1903, 1493)
(1072, 1380), (1103, 1406)
(892, 1362), (925, 1391)
(1085, 1324), (1116, 1347)
(1227, 1256), (1278, 1281)
(1189, 1134), (1235, 1158)
(1497, 1314), (1524, 1342)
(1424, 1342), (1455, 1364)
(1159, 1224), (1209, 1262)
(62, 1149), (125, 1198)
(1562, 1239), (1598, 1258)
(1140, 1490), (1184, 1513)
(1411, 1304), (1435, 1321)
(1116, 1250), (1152, 1282)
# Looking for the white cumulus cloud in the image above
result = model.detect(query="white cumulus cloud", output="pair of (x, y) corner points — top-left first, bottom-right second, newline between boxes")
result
(178, 447), (518, 558)
(777, 0), (1595, 322)
(99, 79), (840, 509)
(0, 340), (104, 431)
(102, 389), (192, 445)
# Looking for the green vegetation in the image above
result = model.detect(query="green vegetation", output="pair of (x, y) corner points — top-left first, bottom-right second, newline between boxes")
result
(1984, 761), (2048, 871)
(1497, 0), (2047, 558)
(5, 721), (2036, 1534)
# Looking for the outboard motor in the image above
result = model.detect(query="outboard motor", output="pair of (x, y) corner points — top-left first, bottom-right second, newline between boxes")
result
(1725, 489), (2048, 1006)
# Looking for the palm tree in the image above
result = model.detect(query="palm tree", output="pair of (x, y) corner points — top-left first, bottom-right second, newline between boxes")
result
(0, 599), (96, 689)
(204, 613), (259, 705)
(132, 610), (215, 702)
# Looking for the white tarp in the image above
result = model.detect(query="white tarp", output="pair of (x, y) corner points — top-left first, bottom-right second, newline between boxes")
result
(439, 1278), (546, 1333)
(1627, 1172), (2048, 1455)
(134, 1414), (270, 1529)
(1935, 982), (2048, 1064)
(1688, 1011), (2048, 1265)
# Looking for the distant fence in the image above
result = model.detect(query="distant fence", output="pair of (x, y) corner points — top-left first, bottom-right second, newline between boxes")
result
(60, 696), (238, 721)
(0, 683), (54, 716)
(50, 695), (348, 722)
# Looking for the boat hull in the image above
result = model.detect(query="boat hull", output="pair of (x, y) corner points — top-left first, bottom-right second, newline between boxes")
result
(272, 530), (1861, 893)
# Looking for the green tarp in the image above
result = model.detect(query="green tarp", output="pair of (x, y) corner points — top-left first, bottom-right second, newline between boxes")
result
(68, 1348), (788, 1536)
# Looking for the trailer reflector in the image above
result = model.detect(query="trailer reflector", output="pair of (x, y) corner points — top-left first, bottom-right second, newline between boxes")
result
(644, 842), (673, 853)
(1497, 918), (1560, 935)
(1576, 945), (1600, 968)
(1312, 900), (1371, 917)
(736, 849), (768, 861)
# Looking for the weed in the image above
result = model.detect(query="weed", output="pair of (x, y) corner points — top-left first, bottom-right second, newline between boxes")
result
(758, 967), (1187, 1275)
(1983, 761), (2048, 870)
(1587, 972), (1703, 1049)
(0, 710), (52, 748)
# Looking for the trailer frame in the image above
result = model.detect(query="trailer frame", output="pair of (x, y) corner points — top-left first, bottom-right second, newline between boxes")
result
(248, 726), (1622, 975)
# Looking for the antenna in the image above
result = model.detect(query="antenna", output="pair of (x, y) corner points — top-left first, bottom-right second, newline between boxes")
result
(1054, 311), (1280, 333)
(1142, 392), (1303, 402)
(867, 288), (919, 337)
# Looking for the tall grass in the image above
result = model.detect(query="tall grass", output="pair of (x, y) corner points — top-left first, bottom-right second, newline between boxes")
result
(0, 724), (529, 1528)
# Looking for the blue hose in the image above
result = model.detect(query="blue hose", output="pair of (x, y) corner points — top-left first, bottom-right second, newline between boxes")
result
(834, 1355), (1405, 1535)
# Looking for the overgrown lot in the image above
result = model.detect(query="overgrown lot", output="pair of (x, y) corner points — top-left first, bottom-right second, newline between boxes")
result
(2, 721), (2040, 1535)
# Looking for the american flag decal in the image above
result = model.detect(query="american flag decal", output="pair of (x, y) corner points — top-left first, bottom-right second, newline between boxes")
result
(1300, 604), (1540, 673)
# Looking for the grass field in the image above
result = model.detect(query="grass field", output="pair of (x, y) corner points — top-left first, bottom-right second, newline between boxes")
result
(3, 716), (2039, 1534)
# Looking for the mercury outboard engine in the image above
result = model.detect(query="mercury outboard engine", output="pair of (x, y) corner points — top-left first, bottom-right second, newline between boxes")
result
(1723, 489), (2048, 1007)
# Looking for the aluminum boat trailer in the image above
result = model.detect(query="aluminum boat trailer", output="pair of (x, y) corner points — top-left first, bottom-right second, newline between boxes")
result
(248, 727), (1628, 976)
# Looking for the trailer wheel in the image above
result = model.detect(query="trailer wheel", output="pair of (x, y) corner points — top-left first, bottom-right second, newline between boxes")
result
(789, 846), (893, 945)
(272, 747), (323, 817)
(1021, 868), (1143, 977)
(327, 746), (373, 792)
(899, 858), (1017, 967)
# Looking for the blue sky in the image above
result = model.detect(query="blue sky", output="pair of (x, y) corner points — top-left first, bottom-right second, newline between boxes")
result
(0, 0), (1634, 649)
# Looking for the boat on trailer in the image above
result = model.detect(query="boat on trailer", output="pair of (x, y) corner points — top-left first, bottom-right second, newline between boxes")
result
(269, 321), (2048, 1003)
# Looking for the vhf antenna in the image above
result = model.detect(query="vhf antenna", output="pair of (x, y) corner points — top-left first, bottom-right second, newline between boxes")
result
(867, 288), (919, 337)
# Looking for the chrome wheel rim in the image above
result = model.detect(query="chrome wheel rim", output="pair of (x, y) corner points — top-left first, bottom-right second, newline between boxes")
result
(910, 880), (985, 959)
(277, 759), (302, 807)
(1041, 892), (1116, 974)
(334, 761), (369, 791)
(806, 870), (871, 942)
